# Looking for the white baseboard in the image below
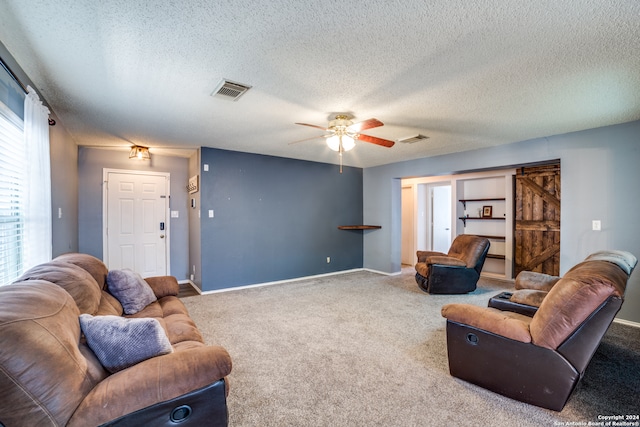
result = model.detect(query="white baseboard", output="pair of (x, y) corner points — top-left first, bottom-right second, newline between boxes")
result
(200, 268), (374, 295)
(363, 268), (402, 276)
(613, 318), (640, 328)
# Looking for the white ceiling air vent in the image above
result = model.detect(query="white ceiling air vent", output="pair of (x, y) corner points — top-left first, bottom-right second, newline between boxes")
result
(211, 79), (252, 101)
(397, 134), (429, 144)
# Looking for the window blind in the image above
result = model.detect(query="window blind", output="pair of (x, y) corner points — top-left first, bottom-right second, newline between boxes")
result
(0, 102), (25, 285)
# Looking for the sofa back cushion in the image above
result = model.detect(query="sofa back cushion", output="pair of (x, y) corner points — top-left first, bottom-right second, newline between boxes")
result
(0, 282), (106, 426)
(16, 261), (102, 314)
(55, 252), (110, 290)
(530, 260), (629, 349)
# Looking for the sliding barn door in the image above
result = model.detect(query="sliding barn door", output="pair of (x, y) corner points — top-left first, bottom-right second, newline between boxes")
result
(514, 164), (561, 276)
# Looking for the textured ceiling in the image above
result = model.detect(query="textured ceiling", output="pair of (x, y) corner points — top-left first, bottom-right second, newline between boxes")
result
(1, 0), (639, 167)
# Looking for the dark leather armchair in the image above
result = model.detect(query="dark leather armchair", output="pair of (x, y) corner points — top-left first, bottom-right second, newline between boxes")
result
(441, 251), (637, 411)
(415, 234), (490, 294)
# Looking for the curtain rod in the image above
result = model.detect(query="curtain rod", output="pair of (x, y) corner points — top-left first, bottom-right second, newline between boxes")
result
(0, 55), (28, 94)
(0, 55), (55, 125)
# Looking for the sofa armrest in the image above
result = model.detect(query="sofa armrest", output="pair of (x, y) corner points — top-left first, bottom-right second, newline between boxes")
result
(515, 271), (560, 291)
(510, 289), (548, 307)
(441, 304), (532, 343)
(144, 276), (180, 298)
(426, 256), (467, 267)
(416, 250), (444, 263)
(68, 345), (232, 427)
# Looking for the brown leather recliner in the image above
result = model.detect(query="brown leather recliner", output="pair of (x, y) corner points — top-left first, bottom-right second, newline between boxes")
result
(415, 234), (490, 294)
(488, 250), (637, 317)
(441, 251), (637, 411)
(0, 253), (232, 427)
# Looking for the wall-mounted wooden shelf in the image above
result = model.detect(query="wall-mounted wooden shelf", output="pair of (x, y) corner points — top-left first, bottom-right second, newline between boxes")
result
(458, 216), (505, 226)
(458, 198), (506, 209)
(337, 225), (382, 230)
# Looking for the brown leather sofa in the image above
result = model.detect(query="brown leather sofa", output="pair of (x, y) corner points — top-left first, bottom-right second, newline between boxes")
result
(415, 234), (490, 294)
(0, 253), (232, 427)
(441, 250), (637, 411)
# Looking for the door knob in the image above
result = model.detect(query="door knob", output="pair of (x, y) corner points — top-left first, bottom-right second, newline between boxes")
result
(160, 234), (165, 239)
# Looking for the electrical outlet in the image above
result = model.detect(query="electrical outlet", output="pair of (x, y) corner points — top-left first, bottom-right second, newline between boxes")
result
(326, 256), (331, 263)
(592, 220), (601, 231)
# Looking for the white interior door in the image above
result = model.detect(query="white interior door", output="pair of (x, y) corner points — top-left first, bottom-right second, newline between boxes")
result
(401, 186), (415, 265)
(431, 184), (452, 253)
(104, 170), (169, 277)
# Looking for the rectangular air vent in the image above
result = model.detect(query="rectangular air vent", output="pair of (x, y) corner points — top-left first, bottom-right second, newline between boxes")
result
(211, 79), (252, 101)
(397, 134), (429, 144)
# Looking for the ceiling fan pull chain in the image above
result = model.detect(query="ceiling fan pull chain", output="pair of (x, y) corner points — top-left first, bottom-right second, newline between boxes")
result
(339, 136), (344, 174)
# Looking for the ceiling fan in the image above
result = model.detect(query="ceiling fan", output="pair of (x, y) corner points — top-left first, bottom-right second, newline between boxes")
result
(293, 114), (395, 173)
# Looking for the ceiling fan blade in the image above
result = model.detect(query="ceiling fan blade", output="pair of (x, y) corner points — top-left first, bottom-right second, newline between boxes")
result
(295, 122), (328, 131)
(347, 118), (383, 132)
(288, 134), (331, 145)
(356, 133), (395, 148)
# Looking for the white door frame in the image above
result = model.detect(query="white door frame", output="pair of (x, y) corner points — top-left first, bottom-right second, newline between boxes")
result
(102, 168), (171, 275)
(429, 182), (453, 253)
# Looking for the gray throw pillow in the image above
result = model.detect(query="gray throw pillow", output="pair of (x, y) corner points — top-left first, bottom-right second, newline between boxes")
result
(79, 314), (173, 373)
(107, 269), (156, 314)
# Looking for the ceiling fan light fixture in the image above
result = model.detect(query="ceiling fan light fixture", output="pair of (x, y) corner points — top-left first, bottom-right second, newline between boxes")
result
(129, 145), (150, 160)
(326, 134), (355, 152)
(342, 135), (355, 151)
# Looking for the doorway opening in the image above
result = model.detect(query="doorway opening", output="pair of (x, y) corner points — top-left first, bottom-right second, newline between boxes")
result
(401, 181), (452, 266)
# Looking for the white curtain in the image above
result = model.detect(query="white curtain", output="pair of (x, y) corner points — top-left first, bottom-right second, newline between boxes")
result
(23, 85), (52, 268)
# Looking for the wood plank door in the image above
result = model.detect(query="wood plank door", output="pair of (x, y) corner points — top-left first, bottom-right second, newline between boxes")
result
(514, 164), (561, 276)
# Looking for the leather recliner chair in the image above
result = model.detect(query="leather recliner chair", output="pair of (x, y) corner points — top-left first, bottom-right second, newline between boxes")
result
(415, 234), (490, 294)
(488, 250), (637, 317)
(441, 250), (637, 411)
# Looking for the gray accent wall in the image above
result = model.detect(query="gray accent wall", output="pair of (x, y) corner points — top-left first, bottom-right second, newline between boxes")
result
(363, 120), (640, 323)
(199, 148), (363, 292)
(50, 119), (79, 256)
(78, 147), (190, 279)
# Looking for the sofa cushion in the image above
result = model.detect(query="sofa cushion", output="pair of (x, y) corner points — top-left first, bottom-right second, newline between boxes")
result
(55, 253), (110, 290)
(107, 269), (157, 314)
(79, 314), (173, 373)
(0, 282), (104, 426)
(144, 275), (180, 298)
(97, 290), (124, 316)
(16, 261), (102, 315)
